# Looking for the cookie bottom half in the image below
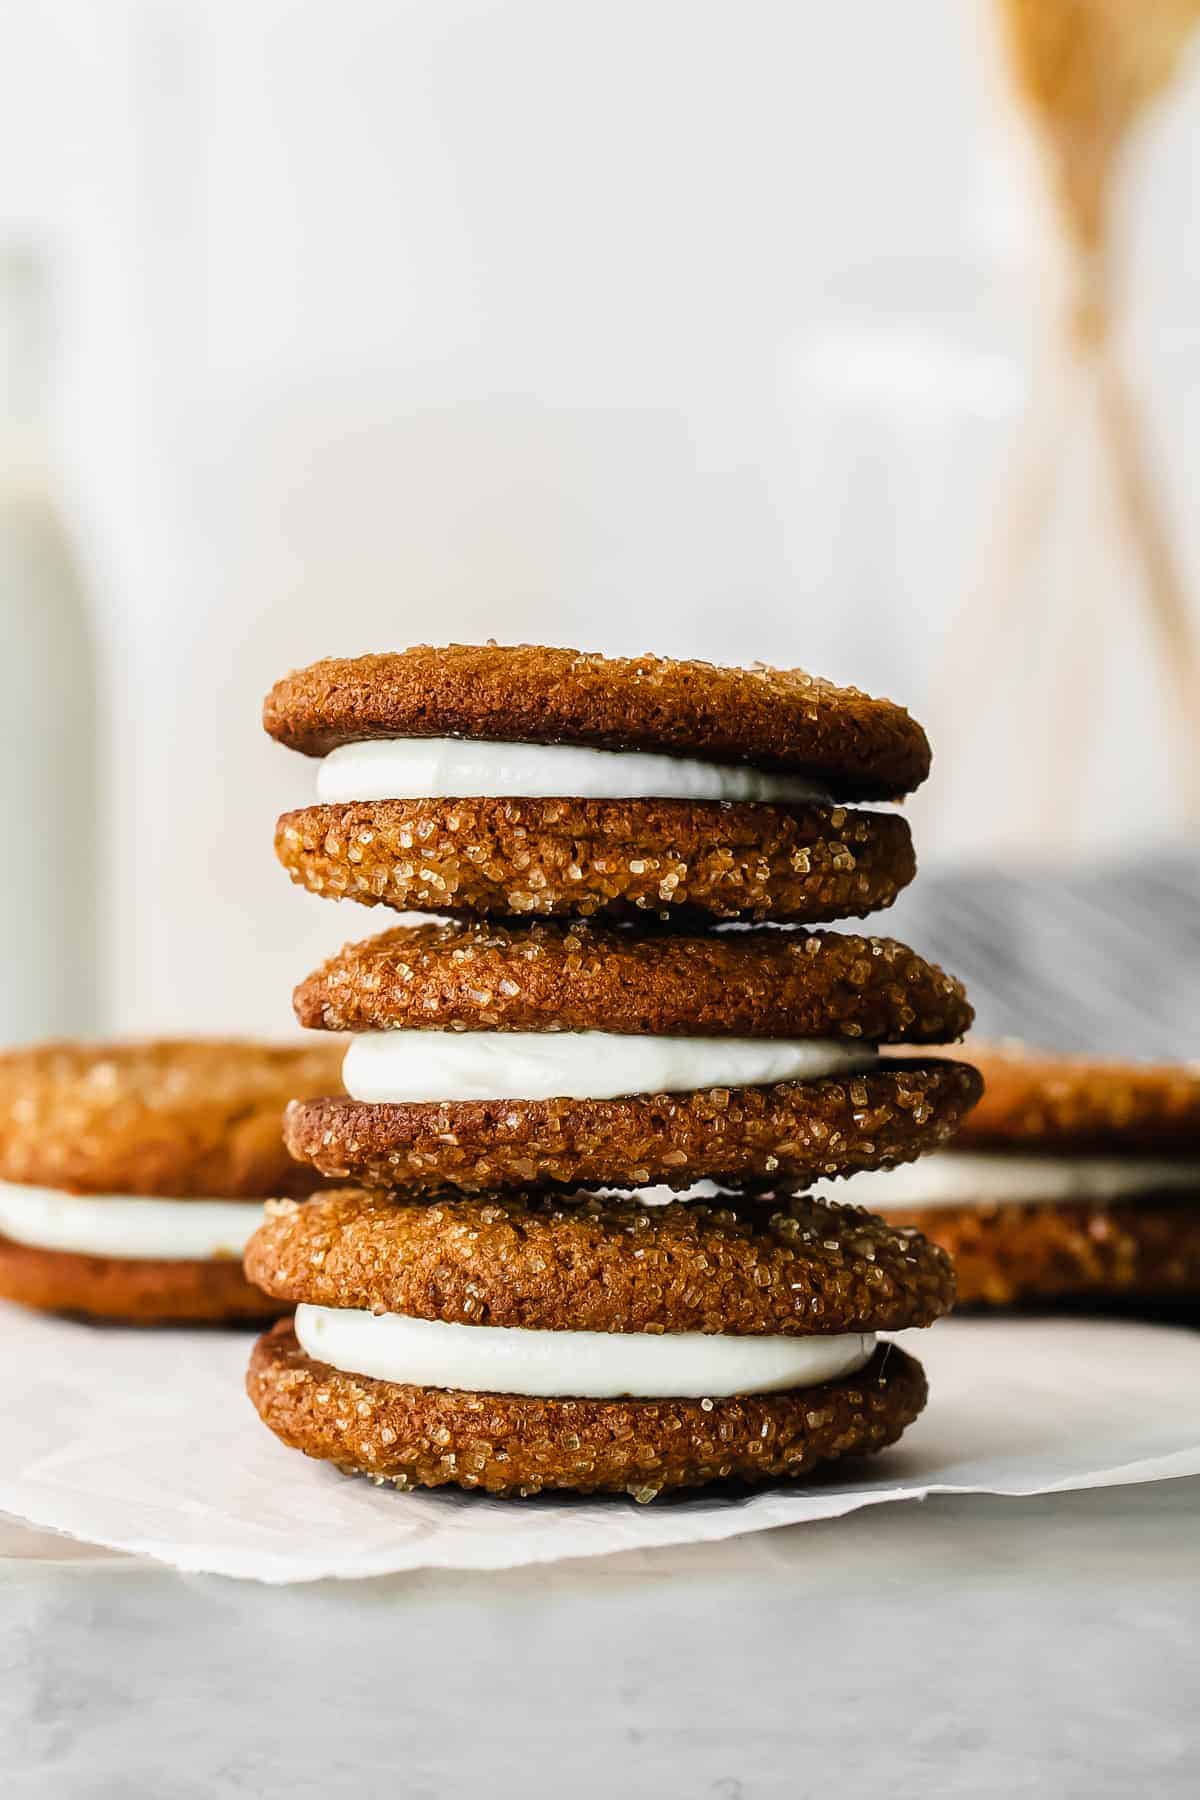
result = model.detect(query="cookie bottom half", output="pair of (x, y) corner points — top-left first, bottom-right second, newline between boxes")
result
(275, 797), (915, 924)
(885, 1199), (1200, 1306)
(246, 1326), (926, 1499)
(284, 1061), (981, 1194)
(0, 1233), (290, 1325)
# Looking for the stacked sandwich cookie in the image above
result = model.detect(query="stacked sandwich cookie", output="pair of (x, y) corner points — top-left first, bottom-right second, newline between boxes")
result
(245, 1190), (951, 1498)
(814, 1044), (1200, 1306)
(265, 644), (922, 923)
(247, 645), (980, 1498)
(0, 1041), (343, 1324)
(281, 920), (980, 1193)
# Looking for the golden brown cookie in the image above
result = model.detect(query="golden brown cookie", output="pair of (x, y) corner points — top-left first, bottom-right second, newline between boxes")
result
(246, 1325), (927, 1499)
(0, 1039), (345, 1198)
(285, 923), (977, 1192)
(275, 797), (915, 924)
(0, 1039), (346, 1325)
(856, 1045), (1200, 1304)
(0, 1234), (287, 1326)
(284, 1059), (982, 1194)
(294, 919), (973, 1042)
(264, 644), (931, 800)
(245, 1188), (956, 1334)
(882, 1198), (1200, 1307)
(957, 1045), (1200, 1154)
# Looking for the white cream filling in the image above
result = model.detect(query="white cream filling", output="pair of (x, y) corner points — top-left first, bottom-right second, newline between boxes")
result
(810, 1151), (1200, 1213)
(316, 737), (832, 806)
(294, 1304), (876, 1398)
(0, 1181), (262, 1261)
(342, 1031), (878, 1105)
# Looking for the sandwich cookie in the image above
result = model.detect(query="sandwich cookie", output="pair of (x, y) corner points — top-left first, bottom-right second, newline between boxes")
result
(0, 1040), (344, 1324)
(265, 644), (926, 923)
(811, 1046), (1200, 1305)
(282, 919), (981, 1193)
(245, 1188), (954, 1498)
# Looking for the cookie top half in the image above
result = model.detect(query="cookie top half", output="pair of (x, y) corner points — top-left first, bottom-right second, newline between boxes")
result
(0, 1039), (345, 1198)
(245, 1188), (956, 1335)
(264, 644), (930, 801)
(293, 919), (974, 1042)
(957, 1045), (1200, 1155)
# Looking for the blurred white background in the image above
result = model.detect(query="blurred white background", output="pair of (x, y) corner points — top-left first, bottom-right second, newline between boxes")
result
(1, 0), (1198, 1040)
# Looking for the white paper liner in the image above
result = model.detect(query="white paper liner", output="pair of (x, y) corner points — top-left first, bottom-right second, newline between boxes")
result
(1, 1303), (1197, 1583)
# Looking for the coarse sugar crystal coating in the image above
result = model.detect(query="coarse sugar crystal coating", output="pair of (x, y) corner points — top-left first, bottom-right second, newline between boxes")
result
(275, 797), (915, 924)
(0, 1039), (345, 1199)
(243, 1187), (956, 1335)
(263, 644), (931, 800)
(0, 1234), (289, 1325)
(957, 1045), (1200, 1154)
(881, 1197), (1200, 1307)
(246, 1326), (928, 1499)
(284, 1059), (983, 1194)
(293, 918), (974, 1042)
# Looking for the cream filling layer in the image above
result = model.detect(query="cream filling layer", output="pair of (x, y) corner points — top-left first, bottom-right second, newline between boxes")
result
(294, 1304), (876, 1399)
(315, 736), (832, 806)
(341, 1031), (878, 1105)
(0, 1181), (261, 1261)
(811, 1152), (1200, 1213)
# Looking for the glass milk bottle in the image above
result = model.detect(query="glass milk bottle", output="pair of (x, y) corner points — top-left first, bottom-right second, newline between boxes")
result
(0, 246), (99, 1042)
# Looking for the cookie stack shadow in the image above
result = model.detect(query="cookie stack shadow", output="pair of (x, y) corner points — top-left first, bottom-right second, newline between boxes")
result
(244, 645), (981, 1499)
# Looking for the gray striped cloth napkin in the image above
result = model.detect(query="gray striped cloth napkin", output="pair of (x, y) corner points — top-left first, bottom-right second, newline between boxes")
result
(882, 850), (1200, 1061)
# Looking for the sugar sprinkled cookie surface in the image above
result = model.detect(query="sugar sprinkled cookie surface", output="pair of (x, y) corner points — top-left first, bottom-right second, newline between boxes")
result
(283, 915), (979, 1193)
(293, 919), (973, 1041)
(247, 1325), (928, 1499)
(244, 1186), (949, 1498)
(0, 1039), (345, 1199)
(264, 644), (931, 799)
(274, 796), (916, 924)
(284, 1061), (981, 1194)
(959, 1045), (1200, 1154)
(0, 1039), (342, 1326)
(851, 1044), (1200, 1305)
(880, 1199), (1200, 1307)
(245, 1187), (957, 1336)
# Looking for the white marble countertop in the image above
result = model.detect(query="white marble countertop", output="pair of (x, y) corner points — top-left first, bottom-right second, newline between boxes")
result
(3, 1477), (1196, 1797)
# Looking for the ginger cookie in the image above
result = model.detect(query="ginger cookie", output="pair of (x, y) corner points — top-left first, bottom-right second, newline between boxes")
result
(283, 920), (979, 1193)
(264, 644), (931, 796)
(244, 1188), (950, 1498)
(0, 1039), (343, 1325)
(274, 796), (914, 926)
(265, 645), (928, 923)
(810, 1045), (1200, 1304)
(253, 641), (970, 1501)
